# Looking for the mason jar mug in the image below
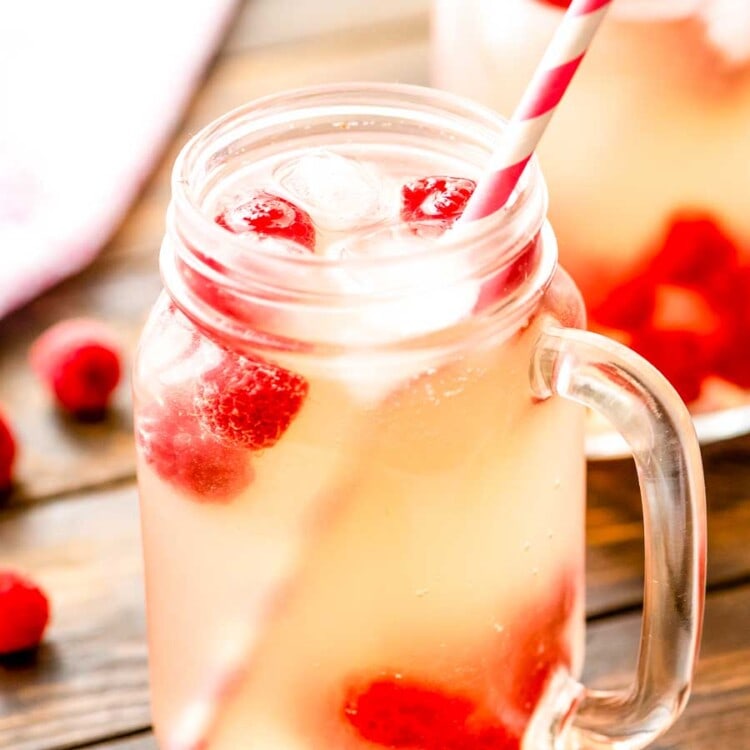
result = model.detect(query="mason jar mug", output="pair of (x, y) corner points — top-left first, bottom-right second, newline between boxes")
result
(133, 84), (706, 750)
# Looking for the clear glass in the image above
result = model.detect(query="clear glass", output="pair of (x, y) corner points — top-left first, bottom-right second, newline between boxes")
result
(132, 84), (706, 750)
(432, 0), (750, 453)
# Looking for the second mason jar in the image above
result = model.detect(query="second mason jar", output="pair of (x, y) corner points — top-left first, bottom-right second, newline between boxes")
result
(433, 0), (750, 413)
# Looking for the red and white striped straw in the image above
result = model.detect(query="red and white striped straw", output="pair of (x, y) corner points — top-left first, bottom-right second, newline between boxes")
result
(459, 0), (613, 223)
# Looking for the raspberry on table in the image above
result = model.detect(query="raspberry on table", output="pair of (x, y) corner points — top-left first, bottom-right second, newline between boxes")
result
(215, 190), (316, 252)
(137, 395), (254, 503)
(400, 176), (477, 231)
(30, 318), (122, 417)
(0, 571), (50, 655)
(195, 352), (309, 451)
(0, 409), (16, 491)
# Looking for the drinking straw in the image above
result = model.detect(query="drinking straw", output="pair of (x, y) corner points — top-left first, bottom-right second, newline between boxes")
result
(458, 0), (613, 223)
(168, 480), (354, 750)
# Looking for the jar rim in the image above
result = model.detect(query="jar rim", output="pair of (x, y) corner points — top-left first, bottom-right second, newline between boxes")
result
(165, 82), (556, 352)
(171, 82), (548, 276)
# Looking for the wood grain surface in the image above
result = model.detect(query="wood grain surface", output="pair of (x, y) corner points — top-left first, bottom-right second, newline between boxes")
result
(87, 738), (155, 750)
(1, 1), (748, 749)
(0, 488), (148, 750)
(21, 581), (748, 750)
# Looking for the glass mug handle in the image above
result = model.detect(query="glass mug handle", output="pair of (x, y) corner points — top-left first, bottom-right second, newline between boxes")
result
(530, 326), (707, 750)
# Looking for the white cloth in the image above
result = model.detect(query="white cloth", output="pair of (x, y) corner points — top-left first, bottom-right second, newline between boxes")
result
(0, 0), (237, 317)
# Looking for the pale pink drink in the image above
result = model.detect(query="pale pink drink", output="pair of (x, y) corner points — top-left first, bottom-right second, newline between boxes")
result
(433, 0), (750, 411)
(133, 85), (705, 750)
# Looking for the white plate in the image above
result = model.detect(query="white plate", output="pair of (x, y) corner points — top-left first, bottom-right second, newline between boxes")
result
(586, 404), (750, 460)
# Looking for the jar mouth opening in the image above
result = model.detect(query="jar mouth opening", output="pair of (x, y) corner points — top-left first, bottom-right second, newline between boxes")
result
(171, 82), (547, 285)
(165, 83), (554, 353)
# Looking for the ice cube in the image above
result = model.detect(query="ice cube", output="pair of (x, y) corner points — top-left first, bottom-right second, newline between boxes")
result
(324, 224), (428, 297)
(330, 224), (480, 343)
(362, 283), (479, 342)
(701, 0), (750, 65)
(267, 225), (480, 406)
(274, 150), (389, 232)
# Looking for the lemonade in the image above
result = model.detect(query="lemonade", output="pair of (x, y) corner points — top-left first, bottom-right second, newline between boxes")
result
(432, 0), (750, 408)
(135, 294), (586, 750)
(134, 86), (587, 750)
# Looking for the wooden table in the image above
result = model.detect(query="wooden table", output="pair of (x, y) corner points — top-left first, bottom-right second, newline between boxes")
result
(1, 3), (748, 748)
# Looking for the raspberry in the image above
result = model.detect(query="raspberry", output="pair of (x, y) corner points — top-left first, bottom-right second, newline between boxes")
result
(511, 587), (575, 719)
(474, 236), (541, 313)
(195, 352), (308, 451)
(400, 176), (476, 231)
(0, 571), (50, 655)
(651, 283), (722, 336)
(456, 724), (519, 750)
(177, 257), (240, 321)
(538, 0), (572, 7)
(592, 282), (722, 404)
(216, 191), (316, 252)
(591, 275), (657, 331)
(0, 409), (16, 491)
(630, 329), (707, 404)
(712, 266), (750, 388)
(137, 395), (253, 503)
(30, 318), (122, 416)
(716, 352), (750, 390)
(588, 214), (746, 403)
(490, 574), (577, 737)
(649, 215), (739, 306)
(343, 677), (473, 748)
(342, 676), (520, 750)
(339, 584), (577, 750)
